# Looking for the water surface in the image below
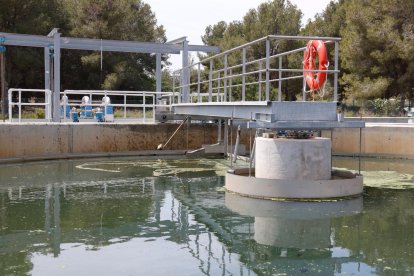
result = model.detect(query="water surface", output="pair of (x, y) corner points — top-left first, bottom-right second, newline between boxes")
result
(0, 157), (413, 275)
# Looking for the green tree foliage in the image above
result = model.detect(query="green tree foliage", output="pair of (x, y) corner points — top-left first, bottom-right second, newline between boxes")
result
(303, 0), (414, 103)
(0, 0), (65, 89)
(340, 0), (414, 101)
(200, 0), (303, 101)
(0, 0), (166, 92)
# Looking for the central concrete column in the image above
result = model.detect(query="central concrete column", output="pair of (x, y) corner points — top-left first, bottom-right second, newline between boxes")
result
(255, 137), (331, 180)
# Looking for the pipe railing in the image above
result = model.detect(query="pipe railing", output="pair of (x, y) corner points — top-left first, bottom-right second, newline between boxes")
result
(62, 90), (176, 122)
(7, 89), (177, 123)
(8, 89), (52, 122)
(173, 35), (341, 103)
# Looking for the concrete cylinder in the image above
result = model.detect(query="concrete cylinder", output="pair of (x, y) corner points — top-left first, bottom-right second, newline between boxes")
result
(255, 137), (331, 180)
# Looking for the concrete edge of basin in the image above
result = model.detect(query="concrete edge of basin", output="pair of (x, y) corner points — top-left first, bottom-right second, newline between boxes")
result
(225, 168), (363, 200)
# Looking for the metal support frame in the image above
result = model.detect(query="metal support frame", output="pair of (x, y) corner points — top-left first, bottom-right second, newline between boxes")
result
(49, 29), (61, 122)
(182, 40), (189, 103)
(156, 53), (162, 99)
(242, 47), (246, 101)
(0, 30), (220, 122)
(334, 41), (339, 102)
(265, 39), (270, 101)
(1, 50), (6, 121)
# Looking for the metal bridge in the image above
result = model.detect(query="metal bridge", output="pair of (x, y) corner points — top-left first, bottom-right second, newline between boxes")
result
(170, 35), (364, 130)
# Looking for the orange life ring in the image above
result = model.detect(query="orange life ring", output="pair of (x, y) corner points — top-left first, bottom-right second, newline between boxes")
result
(303, 40), (328, 92)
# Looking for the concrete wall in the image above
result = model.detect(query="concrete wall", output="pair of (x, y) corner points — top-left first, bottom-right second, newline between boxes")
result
(0, 123), (213, 160)
(322, 124), (414, 158)
(2, 122), (414, 161)
(0, 122), (254, 161)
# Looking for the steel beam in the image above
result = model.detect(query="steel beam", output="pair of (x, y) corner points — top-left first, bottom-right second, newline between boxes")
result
(0, 32), (219, 54)
(248, 120), (365, 130)
(156, 53), (161, 96)
(52, 31), (61, 122)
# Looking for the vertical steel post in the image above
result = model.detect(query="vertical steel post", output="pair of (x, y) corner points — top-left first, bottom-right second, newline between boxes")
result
(124, 94), (127, 118)
(182, 40), (189, 103)
(303, 49), (306, 101)
(217, 71), (221, 102)
(224, 54), (228, 102)
(334, 41), (339, 102)
(224, 119), (228, 157)
(172, 74), (177, 104)
(209, 60), (213, 102)
(44, 47), (51, 120)
(0, 52), (5, 121)
(156, 53), (162, 99)
(143, 91), (146, 122)
(258, 62), (262, 101)
(242, 47), (246, 101)
(278, 56), (282, 101)
(52, 31), (61, 122)
(18, 90), (21, 123)
(197, 63), (201, 102)
(229, 69), (232, 102)
(265, 39), (270, 101)
(217, 119), (222, 143)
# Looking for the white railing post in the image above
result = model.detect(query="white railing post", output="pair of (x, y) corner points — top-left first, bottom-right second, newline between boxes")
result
(224, 54), (228, 102)
(152, 95), (155, 121)
(242, 47), (246, 101)
(334, 41), (339, 102)
(143, 91), (146, 122)
(278, 56), (282, 101)
(265, 38), (270, 101)
(209, 60), (213, 102)
(258, 62), (262, 101)
(8, 89), (12, 122)
(197, 63), (201, 103)
(18, 89), (22, 123)
(217, 71), (221, 102)
(124, 94), (127, 118)
(229, 69), (232, 102)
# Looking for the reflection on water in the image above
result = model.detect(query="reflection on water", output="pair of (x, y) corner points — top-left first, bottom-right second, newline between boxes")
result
(0, 157), (413, 275)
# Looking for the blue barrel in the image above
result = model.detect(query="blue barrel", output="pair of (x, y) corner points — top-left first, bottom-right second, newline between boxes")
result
(95, 112), (104, 122)
(71, 111), (79, 122)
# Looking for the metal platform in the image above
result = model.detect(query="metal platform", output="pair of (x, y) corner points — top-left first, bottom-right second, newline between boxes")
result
(173, 101), (365, 130)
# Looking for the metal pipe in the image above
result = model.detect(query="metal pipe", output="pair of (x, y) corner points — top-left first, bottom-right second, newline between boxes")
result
(233, 125), (241, 163)
(258, 62), (262, 101)
(217, 71), (221, 102)
(197, 63), (201, 102)
(52, 31), (61, 122)
(209, 60), (213, 102)
(334, 41), (339, 102)
(265, 39), (270, 101)
(242, 47), (246, 101)
(278, 56), (282, 101)
(223, 54), (227, 102)
(267, 34), (341, 41)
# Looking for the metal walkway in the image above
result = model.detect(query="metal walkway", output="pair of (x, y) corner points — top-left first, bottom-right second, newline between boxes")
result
(170, 35), (364, 130)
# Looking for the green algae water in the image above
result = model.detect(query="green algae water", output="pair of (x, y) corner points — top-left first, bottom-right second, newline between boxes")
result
(0, 157), (413, 275)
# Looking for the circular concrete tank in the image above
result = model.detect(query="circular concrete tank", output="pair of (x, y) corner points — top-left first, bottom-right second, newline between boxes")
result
(255, 137), (331, 180)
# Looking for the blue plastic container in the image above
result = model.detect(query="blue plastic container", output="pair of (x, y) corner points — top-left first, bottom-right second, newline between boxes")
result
(71, 111), (79, 122)
(95, 112), (104, 122)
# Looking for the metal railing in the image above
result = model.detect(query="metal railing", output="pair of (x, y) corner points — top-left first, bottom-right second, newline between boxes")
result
(173, 35), (340, 103)
(8, 88), (52, 122)
(61, 90), (176, 122)
(7, 89), (176, 123)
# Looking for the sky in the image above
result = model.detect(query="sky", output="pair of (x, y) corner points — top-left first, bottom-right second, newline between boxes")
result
(144, 0), (333, 69)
